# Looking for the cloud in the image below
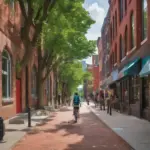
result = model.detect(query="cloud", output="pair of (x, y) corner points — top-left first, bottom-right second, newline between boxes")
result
(84, 0), (108, 41)
(83, 0), (108, 64)
(86, 2), (105, 24)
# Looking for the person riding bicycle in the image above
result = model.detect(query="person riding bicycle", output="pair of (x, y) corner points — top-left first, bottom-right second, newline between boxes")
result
(73, 92), (80, 123)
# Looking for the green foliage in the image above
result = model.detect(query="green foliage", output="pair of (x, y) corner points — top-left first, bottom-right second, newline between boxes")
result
(41, 0), (96, 75)
(59, 62), (91, 94)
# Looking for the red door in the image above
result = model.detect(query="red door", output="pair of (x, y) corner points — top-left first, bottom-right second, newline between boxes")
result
(16, 79), (22, 113)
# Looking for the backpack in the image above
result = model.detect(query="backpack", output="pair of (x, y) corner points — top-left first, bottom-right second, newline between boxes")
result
(73, 95), (80, 105)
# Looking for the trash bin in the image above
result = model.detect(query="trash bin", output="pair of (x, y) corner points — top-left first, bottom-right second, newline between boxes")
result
(0, 117), (5, 141)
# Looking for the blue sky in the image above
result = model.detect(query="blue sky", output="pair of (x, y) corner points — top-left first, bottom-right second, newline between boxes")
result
(83, 0), (109, 64)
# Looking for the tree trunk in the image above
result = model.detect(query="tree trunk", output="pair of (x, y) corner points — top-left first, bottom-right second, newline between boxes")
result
(36, 69), (44, 108)
(61, 82), (65, 105)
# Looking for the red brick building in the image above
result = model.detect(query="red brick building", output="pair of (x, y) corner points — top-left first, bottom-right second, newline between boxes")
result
(102, 0), (150, 120)
(92, 55), (99, 92)
(97, 37), (103, 88)
(0, 1), (54, 119)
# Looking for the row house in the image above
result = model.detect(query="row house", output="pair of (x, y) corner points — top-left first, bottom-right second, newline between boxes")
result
(97, 37), (103, 88)
(101, 7), (111, 89)
(0, 0), (54, 120)
(83, 64), (93, 98)
(92, 55), (99, 92)
(102, 0), (150, 121)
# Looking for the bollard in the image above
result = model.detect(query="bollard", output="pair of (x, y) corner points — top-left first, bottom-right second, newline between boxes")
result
(28, 107), (31, 127)
(0, 117), (5, 141)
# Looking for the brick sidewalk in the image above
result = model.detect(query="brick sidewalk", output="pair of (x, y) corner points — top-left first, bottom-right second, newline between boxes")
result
(12, 105), (133, 150)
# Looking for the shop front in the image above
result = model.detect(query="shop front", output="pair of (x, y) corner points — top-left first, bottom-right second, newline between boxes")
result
(139, 56), (150, 121)
(118, 58), (141, 116)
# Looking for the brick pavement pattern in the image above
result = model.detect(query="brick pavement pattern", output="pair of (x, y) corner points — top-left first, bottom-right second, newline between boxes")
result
(12, 105), (133, 150)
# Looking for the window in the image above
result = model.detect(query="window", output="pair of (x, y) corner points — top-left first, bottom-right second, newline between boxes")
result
(130, 12), (135, 49)
(31, 66), (37, 98)
(120, 35), (125, 60)
(119, 0), (124, 21)
(142, 0), (147, 41)
(143, 76), (150, 108)
(124, 26), (128, 55)
(2, 50), (11, 98)
(131, 76), (140, 104)
(115, 11), (117, 36)
(9, 0), (15, 16)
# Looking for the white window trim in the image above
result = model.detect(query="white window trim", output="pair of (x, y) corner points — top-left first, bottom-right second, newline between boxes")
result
(2, 50), (11, 99)
(141, 37), (147, 45)
(2, 98), (13, 103)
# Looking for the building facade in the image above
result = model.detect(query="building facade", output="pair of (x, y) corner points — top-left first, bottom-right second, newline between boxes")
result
(92, 55), (99, 92)
(102, 0), (150, 121)
(97, 37), (103, 88)
(101, 7), (111, 89)
(0, 1), (54, 119)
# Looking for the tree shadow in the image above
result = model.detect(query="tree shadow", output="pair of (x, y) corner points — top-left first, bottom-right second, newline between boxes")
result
(59, 107), (72, 112)
(5, 116), (54, 135)
(41, 111), (133, 150)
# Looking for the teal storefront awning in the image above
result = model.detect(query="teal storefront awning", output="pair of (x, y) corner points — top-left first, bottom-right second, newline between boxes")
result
(139, 57), (150, 77)
(118, 58), (140, 79)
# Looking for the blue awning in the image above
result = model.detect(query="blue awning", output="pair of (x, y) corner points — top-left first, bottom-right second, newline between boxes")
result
(139, 59), (150, 77)
(118, 58), (140, 79)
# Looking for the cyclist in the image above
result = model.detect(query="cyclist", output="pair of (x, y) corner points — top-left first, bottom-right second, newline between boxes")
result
(73, 92), (80, 123)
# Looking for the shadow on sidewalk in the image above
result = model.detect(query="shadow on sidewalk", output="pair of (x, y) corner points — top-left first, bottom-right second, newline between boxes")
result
(5, 116), (55, 134)
(40, 111), (133, 150)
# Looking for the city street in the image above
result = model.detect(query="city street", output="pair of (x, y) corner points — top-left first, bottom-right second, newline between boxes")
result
(12, 104), (132, 150)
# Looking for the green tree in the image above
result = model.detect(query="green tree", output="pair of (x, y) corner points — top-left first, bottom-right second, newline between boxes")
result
(5, 0), (56, 75)
(58, 62), (92, 104)
(36, 1), (96, 107)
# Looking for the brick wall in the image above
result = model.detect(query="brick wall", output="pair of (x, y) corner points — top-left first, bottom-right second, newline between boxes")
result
(0, 1), (41, 119)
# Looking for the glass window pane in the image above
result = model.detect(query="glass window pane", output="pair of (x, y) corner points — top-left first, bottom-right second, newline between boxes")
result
(131, 14), (135, 48)
(8, 61), (11, 97)
(142, 0), (147, 40)
(2, 50), (11, 98)
(2, 58), (8, 72)
(2, 74), (7, 98)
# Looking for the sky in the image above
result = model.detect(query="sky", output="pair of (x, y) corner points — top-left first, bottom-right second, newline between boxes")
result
(83, 0), (109, 64)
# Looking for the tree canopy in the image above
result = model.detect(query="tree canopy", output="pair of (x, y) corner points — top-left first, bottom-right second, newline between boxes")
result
(40, 0), (96, 81)
(59, 62), (92, 94)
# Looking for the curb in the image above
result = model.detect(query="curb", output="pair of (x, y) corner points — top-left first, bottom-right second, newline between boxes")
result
(87, 105), (135, 150)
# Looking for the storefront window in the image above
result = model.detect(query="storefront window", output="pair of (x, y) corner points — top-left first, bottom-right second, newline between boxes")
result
(131, 76), (140, 103)
(143, 76), (150, 108)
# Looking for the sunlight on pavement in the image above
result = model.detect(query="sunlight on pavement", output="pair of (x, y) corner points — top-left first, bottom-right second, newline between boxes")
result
(12, 105), (132, 150)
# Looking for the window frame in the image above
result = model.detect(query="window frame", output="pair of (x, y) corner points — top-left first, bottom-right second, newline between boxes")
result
(130, 12), (135, 49)
(119, 0), (124, 21)
(141, 0), (148, 41)
(2, 50), (12, 100)
(124, 26), (128, 55)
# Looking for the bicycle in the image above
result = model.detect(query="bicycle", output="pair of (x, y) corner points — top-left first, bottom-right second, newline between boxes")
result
(73, 107), (79, 123)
